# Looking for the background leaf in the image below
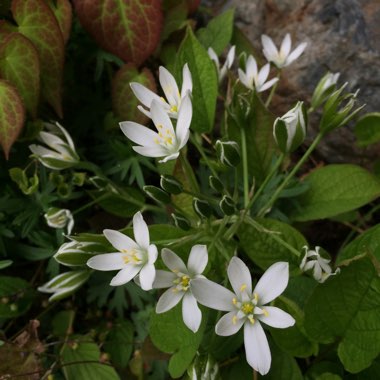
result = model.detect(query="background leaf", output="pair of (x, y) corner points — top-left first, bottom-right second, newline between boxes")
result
(354, 112), (380, 147)
(46, 0), (73, 44)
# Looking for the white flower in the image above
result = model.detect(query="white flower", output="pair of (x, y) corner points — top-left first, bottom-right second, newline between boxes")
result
(191, 258), (295, 375)
(208, 46), (236, 82)
(119, 94), (192, 163)
(261, 33), (307, 68)
(130, 64), (192, 119)
(238, 55), (279, 92)
(300, 246), (340, 283)
(87, 212), (158, 290)
(322, 72), (340, 91)
(44, 207), (74, 234)
(153, 245), (208, 332)
(29, 122), (79, 170)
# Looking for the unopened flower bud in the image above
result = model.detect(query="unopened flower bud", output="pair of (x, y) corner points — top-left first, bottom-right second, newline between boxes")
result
(215, 140), (241, 167)
(160, 175), (183, 195)
(44, 208), (74, 234)
(311, 72), (340, 110)
(219, 195), (236, 216)
(273, 101), (307, 153)
(143, 186), (171, 204)
(209, 176), (224, 193)
(171, 213), (191, 231)
(193, 198), (213, 218)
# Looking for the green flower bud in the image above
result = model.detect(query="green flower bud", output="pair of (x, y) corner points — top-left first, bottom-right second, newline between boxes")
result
(171, 213), (191, 231)
(160, 175), (183, 195)
(143, 185), (171, 204)
(44, 208), (74, 234)
(72, 172), (86, 186)
(273, 101), (307, 153)
(193, 198), (213, 218)
(215, 140), (241, 167)
(57, 183), (71, 198)
(219, 195), (236, 216)
(209, 176), (224, 193)
(311, 72), (340, 110)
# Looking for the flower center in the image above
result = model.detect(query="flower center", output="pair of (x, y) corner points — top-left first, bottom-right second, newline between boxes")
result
(172, 274), (191, 292)
(154, 124), (175, 147)
(232, 292), (269, 325)
(241, 302), (254, 314)
(121, 249), (142, 265)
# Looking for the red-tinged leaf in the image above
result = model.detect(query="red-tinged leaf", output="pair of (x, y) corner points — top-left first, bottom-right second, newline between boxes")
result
(73, 0), (163, 65)
(112, 64), (156, 124)
(0, 33), (40, 118)
(0, 20), (17, 40)
(11, 0), (64, 117)
(45, 0), (72, 44)
(0, 80), (25, 159)
(186, 0), (200, 14)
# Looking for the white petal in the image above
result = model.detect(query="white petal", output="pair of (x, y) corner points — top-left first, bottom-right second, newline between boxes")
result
(176, 94), (192, 147)
(208, 47), (219, 65)
(244, 322), (271, 375)
(215, 311), (244, 336)
(226, 45), (236, 68)
(181, 63), (193, 98)
(191, 278), (235, 311)
(258, 77), (278, 93)
(261, 34), (278, 61)
(130, 82), (162, 108)
(227, 257), (252, 297)
(150, 100), (175, 136)
(285, 42), (307, 66)
(253, 262), (289, 305)
(103, 229), (138, 252)
(133, 145), (169, 158)
(153, 270), (176, 288)
(246, 55), (258, 78)
(161, 248), (187, 273)
(280, 33), (292, 58)
(87, 253), (125, 271)
(182, 292), (202, 332)
(159, 66), (180, 106)
(55, 123), (76, 150)
(148, 244), (158, 264)
(139, 263), (156, 290)
(133, 212), (149, 249)
(238, 69), (252, 89)
(258, 306), (295, 328)
(257, 63), (270, 87)
(39, 131), (65, 151)
(137, 105), (152, 118)
(158, 152), (180, 162)
(120, 121), (159, 147)
(29, 144), (57, 157)
(156, 287), (184, 313)
(187, 245), (208, 276)
(110, 265), (141, 286)
(313, 264), (323, 281)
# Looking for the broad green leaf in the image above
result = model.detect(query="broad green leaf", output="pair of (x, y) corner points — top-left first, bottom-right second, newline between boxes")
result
(0, 276), (34, 318)
(160, 2), (188, 42)
(52, 310), (75, 336)
(290, 164), (380, 221)
(305, 258), (380, 373)
(11, 0), (64, 117)
(150, 304), (206, 378)
(112, 64), (156, 125)
(73, 0), (163, 65)
(0, 33), (40, 118)
(197, 9), (235, 54)
(305, 360), (344, 380)
(238, 217), (306, 270)
(104, 320), (134, 369)
(175, 27), (218, 133)
(0, 260), (12, 270)
(337, 224), (380, 265)
(317, 374), (342, 380)
(354, 113), (380, 147)
(0, 79), (25, 159)
(46, 0), (73, 44)
(61, 335), (120, 380)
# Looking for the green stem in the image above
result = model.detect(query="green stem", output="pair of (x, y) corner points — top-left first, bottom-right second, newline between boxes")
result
(258, 132), (324, 217)
(240, 127), (249, 208)
(73, 193), (111, 215)
(190, 135), (218, 178)
(265, 71), (281, 108)
(179, 151), (199, 193)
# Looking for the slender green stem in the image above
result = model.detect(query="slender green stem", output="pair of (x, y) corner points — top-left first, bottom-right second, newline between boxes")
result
(209, 217), (230, 256)
(179, 151), (199, 193)
(190, 135), (218, 178)
(265, 71), (281, 108)
(258, 133), (324, 217)
(240, 127), (249, 208)
(73, 193), (111, 215)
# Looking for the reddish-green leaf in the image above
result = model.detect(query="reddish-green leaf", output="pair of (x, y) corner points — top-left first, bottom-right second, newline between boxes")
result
(46, 0), (73, 44)
(112, 63), (156, 124)
(11, 0), (64, 117)
(186, 0), (200, 14)
(73, 0), (163, 65)
(0, 80), (25, 159)
(0, 33), (40, 118)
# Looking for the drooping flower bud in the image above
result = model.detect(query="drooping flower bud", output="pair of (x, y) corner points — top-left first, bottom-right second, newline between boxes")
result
(44, 208), (74, 234)
(215, 140), (241, 167)
(193, 198), (213, 218)
(160, 174), (183, 195)
(273, 101), (307, 153)
(171, 213), (191, 231)
(209, 176), (224, 193)
(219, 195), (236, 216)
(143, 185), (171, 204)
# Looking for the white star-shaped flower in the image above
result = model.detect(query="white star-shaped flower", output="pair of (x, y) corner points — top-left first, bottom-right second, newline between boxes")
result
(238, 55), (279, 92)
(192, 258), (295, 375)
(119, 95), (192, 163)
(87, 212), (158, 290)
(208, 45), (236, 82)
(261, 33), (307, 68)
(130, 64), (192, 119)
(153, 245), (208, 332)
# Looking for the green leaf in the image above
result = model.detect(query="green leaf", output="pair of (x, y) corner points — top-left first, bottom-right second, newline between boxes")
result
(52, 310), (75, 337)
(46, 0), (72, 44)
(304, 258), (380, 373)
(0, 33), (40, 118)
(197, 9), (235, 54)
(61, 335), (120, 380)
(104, 320), (134, 369)
(9, 167), (39, 195)
(73, 0), (163, 65)
(354, 113), (380, 147)
(160, 2), (188, 42)
(11, 0), (64, 117)
(290, 164), (380, 221)
(175, 27), (218, 133)
(238, 218), (306, 270)
(0, 276), (34, 318)
(0, 79), (25, 159)
(150, 304), (206, 378)
(112, 64), (156, 125)
(0, 260), (12, 270)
